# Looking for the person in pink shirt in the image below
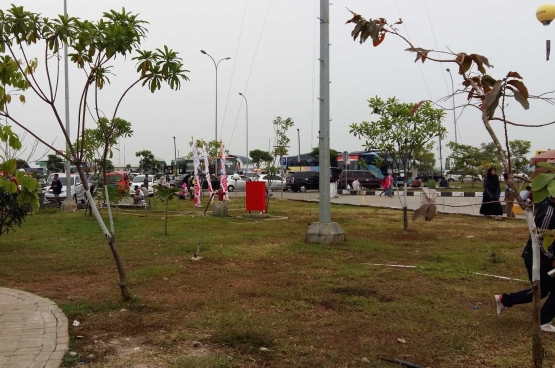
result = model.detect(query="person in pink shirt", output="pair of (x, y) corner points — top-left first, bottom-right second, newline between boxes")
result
(383, 173), (394, 198)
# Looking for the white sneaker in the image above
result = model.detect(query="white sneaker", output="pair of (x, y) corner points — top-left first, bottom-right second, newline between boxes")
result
(495, 295), (508, 317)
(541, 323), (555, 333)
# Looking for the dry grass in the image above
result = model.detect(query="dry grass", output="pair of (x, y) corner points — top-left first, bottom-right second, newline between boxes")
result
(0, 198), (551, 367)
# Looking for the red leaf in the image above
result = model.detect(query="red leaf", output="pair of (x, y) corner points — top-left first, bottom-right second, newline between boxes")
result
(410, 101), (426, 114)
(373, 32), (385, 47)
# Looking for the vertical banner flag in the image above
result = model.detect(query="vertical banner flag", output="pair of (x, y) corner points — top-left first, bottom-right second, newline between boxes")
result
(202, 144), (214, 196)
(192, 140), (201, 207)
(548, 40), (551, 61)
(219, 142), (229, 201)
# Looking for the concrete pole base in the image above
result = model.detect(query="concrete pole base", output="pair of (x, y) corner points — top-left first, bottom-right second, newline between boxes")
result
(306, 222), (344, 244)
(212, 201), (229, 217)
(61, 199), (77, 212)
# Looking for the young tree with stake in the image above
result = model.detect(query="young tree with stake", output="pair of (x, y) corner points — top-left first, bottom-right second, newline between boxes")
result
(345, 9), (555, 366)
(350, 97), (445, 232)
(0, 6), (189, 300)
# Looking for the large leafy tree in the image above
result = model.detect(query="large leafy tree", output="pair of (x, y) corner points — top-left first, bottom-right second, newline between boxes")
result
(77, 117), (132, 185)
(350, 97), (446, 231)
(0, 5), (189, 300)
(309, 147), (339, 164)
(447, 142), (495, 184)
(249, 149), (273, 170)
(413, 142), (435, 175)
(46, 154), (65, 172)
(135, 150), (156, 173)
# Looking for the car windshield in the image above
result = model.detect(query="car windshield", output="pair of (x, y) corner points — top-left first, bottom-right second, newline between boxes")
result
(132, 176), (153, 184)
(106, 174), (123, 184)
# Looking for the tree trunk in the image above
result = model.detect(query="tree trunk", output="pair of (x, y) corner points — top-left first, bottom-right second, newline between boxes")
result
(532, 280), (543, 368)
(107, 235), (131, 301)
(165, 199), (168, 235)
(76, 165), (131, 301)
(403, 183), (408, 232)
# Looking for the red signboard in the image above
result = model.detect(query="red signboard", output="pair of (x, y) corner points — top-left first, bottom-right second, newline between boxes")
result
(246, 181), (267, 213)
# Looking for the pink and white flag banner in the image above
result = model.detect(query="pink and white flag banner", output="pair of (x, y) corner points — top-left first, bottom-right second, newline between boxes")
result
(192, 141), (201, 207)
(202, 145), (214, 196)
(219, 143), (229, 201)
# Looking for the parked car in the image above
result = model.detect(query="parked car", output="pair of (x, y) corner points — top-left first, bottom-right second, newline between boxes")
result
(286, 171), (319, 192)
(337, 170), (382, 190)
(129, 175), (156, 196)
(172, 174), (190, 188)
(500, 171), (529, 181)
(44, 173), (91, 204)
(227, 175), (250, 192)
(255, 174), (285, 191)
(445, 171), (482, 182)
(199, 173), (221, 190)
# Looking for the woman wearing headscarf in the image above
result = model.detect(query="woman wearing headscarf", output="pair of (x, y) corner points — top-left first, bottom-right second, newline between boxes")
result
(480, 167), (503, 219)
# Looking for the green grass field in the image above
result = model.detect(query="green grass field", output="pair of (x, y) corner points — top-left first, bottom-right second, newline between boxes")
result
(0, 197), (551, 367)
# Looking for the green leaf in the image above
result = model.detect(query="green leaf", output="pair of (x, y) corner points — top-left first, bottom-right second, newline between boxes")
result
(2, 159), (16, 174)
(548, 180), (555, 197)
(537, 162), (555, 170)
(4, 181), (17, 194)
(15, 171), (25, 183)
(534, 186), (550, 204)
(532, 173), (555, 192)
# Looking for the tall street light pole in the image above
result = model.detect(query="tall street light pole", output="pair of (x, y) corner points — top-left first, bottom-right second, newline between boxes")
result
(306, 0), (344, 244)
(64, 0), (71, 202)
(446, 68), (457, 144)
(239, 93), (249, 173)
(200, 50), (231, 142)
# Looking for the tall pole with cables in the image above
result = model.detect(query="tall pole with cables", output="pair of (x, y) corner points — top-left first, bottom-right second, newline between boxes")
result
(239, 93), (249, 172)
(446, 68), (457, 144)
(64, 0), (72, 202)
(306, 0), (344, 244)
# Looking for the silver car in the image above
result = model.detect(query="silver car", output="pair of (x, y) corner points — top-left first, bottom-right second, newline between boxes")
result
(255, 174), (285, 191)
(227, 175), (250, 192)
(44, 174), (89, 204)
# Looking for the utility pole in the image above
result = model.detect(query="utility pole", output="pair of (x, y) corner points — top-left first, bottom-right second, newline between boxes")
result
(446, 68), (457, 144)
(306, 0), (344, 244)
(64, 0), (72, 204)
(239, 93), (249, 172)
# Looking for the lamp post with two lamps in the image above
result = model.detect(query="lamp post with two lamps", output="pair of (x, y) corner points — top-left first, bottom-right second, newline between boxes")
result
(200, 50), (231, 141)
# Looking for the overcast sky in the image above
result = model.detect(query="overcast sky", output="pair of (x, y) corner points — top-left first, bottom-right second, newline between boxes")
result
(6, 0), (555, 167)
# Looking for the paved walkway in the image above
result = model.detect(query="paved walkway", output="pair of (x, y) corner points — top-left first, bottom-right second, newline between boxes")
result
(0, 288), (68, 368)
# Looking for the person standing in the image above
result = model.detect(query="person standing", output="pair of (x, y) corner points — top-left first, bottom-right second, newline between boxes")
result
(51, 173), (63, 207)
(162, 175), (171, 188)
(503, 172), (515, 218)
(144, 174), (149, 190)
(384, 173), (394, 198)
(479, 167), (503, 220)
(495, 196), (555, 332)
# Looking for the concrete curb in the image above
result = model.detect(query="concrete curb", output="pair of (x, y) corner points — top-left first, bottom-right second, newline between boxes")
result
(339, 190), (503, 198)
